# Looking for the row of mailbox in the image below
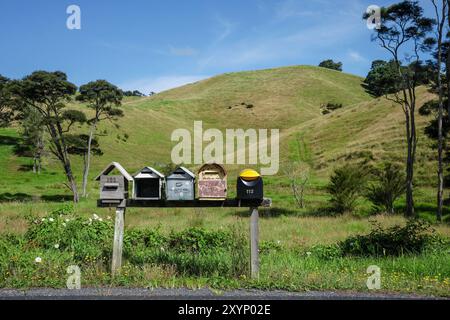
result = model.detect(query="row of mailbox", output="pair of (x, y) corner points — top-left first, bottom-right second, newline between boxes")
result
(96, 162), (264, 202)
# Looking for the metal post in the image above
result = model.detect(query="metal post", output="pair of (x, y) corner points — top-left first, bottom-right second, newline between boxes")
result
(111, 201), (126, 277)
(250, 207), (259, 279)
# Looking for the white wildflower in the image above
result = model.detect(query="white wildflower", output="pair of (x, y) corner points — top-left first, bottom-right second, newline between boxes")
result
(54, 244), (60, 249)
(93, 214), (99, 220)
(62, 223), (66, 227)
(35, 257), (42, 263)
(65, 218), (70, 222)
(41, 218), (46, 222)
(49, 218), (54, 222)
(306, 252), (312, 256)
(98, 218), (103, 222)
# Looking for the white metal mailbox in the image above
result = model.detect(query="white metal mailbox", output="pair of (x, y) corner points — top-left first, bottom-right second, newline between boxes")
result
(166, 167), (195, 201)
(133, 167), (165, 200)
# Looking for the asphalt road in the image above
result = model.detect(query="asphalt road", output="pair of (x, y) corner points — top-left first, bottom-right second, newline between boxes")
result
(0, 288), (447, 300)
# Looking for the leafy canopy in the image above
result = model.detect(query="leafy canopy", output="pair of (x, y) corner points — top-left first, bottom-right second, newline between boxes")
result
(318, 59), (343, 72)
(77, 80), (123, 122)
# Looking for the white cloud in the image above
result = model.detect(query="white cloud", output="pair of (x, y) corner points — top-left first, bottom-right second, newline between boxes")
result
(198, 16), (362, 70)
(275, 0), (316, 20)
(349, 50), (366, 62)
(119, 75), (210, 94)
(212, 16), (237, 43)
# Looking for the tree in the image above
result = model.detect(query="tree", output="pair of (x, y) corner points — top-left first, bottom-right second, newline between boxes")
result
(318, 59), (343, 71)
(121, 90), (145, 97)
(430, 0), (448, 222)
(9, 71), (85, 202)
(283, 162), (309, 208)
(19, 107), (45, 174)
(66, 134), (103, 178)
(0, 75), (13, 127)
(77, 80), (123, 197)
(327, 164), (368, 214)
(364, 60), (405, 96)
(364, 0), (435, 217)
(366, 163), (406, 214)
(363, 60), (432, 97)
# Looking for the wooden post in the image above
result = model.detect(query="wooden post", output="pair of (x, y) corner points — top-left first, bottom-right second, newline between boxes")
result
(111, 202), (126, 277)
(250, 207), (259, 279)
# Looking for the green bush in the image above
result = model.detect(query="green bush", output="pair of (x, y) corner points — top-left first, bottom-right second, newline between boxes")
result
(307, 244), (342, 260)
(124, 226), (248, 277)
(168, 227), (234, 253)
(2, 207), (249, 282)
(327, 164), (368, 214)
(366, 163), (406, 214)
(321, 103), (343, 115)
(338, 219), (444, 257)
(25, 206), (113, 263)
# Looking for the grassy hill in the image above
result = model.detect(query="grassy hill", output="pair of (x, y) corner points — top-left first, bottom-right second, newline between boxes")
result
(0, 65), (439, 213)
(1, 65), (449, 296)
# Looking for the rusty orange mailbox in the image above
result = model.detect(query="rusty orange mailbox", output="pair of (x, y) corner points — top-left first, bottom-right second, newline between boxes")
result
(198, 163), (227, 200)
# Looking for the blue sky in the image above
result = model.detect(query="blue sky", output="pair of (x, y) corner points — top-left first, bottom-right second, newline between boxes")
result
(0, 0), (437, 93)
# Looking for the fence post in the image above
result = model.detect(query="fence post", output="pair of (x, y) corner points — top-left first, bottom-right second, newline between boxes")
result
(250, 207), (259, 279)
(111, 201), (126, 277)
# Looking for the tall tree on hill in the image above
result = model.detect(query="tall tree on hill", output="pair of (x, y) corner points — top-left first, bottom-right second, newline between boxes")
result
(76, 80), (123, 198)
(20, 107), (46, 174)
(364, 0), (435, 217)
(0, 75), (14, 127)
(9, 71), (86, 202)
(65, 134), (103, 179)
(430, 0), (448, 222)
(318, 59), (343, 71)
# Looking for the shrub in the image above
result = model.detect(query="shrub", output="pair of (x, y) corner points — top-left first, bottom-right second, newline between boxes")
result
(365, 163), (406, 214)
(338, 219), (443, 257)
(319, 59), (343, 71)
(14, 207), (250, 280)
(168, 227), (234, 253)
(327, 164), (368, 214)
(321, 103), (343, 115)
(25, 206), (113, 264)
(125, 226), (248, 277)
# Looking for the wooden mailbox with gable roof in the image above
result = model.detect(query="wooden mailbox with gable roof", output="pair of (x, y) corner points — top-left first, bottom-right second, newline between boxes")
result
(95, 162), (133, 204)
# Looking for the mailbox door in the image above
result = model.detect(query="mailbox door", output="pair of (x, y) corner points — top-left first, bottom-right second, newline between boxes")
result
(199, 180), (227, 199)
(166, 179), (194, 200)
(237, 178), (263, 200)
(100, 175), (126, 200)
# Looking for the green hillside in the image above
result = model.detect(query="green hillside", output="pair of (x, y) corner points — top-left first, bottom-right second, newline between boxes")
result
(0, 65), (437, 205)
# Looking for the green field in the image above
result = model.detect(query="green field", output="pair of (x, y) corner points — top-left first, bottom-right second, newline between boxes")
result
(0, 65), (449, 296)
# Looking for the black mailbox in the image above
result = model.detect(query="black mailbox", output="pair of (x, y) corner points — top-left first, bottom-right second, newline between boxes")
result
(236, 169), (263, 200)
